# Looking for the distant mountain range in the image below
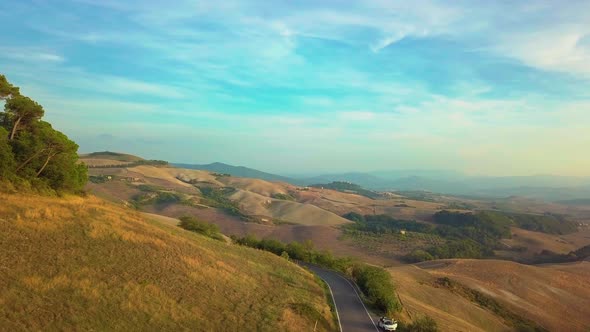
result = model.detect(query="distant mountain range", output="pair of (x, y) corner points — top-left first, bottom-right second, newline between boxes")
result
(171, 161), (590, 202)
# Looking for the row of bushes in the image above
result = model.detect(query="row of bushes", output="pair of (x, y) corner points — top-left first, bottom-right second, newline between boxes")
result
(498, 211), (577, 235)
(352, 265), (402, 313)
(232, 235), (402, 314)
(87, 159), (168, 168)
(530, 244), (590, 264)
(178, 216), (224, 241)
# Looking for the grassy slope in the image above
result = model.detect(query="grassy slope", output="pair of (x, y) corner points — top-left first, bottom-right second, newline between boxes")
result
(0, 193), (336, 331)
(391, 259), (590, 332)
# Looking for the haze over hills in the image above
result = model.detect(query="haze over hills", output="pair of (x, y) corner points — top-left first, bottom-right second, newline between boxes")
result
(173, 162), (303, 185)
(169, 160), (590, 202)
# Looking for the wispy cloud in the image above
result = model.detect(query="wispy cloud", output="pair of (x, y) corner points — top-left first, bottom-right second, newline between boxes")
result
(0, 47), (65, 63)
(1, 0), (589, 174)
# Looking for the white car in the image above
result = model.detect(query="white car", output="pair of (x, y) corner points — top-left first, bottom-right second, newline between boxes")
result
(378, 317), (398, 331)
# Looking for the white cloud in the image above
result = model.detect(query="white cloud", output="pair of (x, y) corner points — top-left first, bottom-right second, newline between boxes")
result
(0, 47), (65, 63)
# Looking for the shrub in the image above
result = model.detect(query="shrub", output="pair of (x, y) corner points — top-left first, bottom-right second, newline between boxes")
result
(405, 249), (434, 263)
(233, 235), (402, 314)
(178, 216), (223, 241)
(271, 193), (296, 201)
(352, 265), (402, 314)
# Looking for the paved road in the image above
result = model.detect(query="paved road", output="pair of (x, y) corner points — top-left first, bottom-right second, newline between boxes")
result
(305, 264), (379, 332)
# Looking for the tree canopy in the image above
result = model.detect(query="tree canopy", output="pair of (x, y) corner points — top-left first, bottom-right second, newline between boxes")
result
(0, 74), (87, 193)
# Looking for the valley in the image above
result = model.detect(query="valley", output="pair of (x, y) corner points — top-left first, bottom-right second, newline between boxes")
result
(81, 152), (590, 331)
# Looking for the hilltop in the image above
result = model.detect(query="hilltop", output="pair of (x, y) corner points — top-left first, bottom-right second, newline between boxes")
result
(0, 193), (336, 331)
(80, 151), (145, 162)
(173, 162), (301, 185)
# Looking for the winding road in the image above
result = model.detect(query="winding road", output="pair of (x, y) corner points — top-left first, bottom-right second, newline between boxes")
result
(305, 264), (379, 332)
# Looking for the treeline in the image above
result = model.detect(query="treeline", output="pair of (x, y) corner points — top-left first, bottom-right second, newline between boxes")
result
(232, 235), (402, 314)
(531, 244), (590, 264)
(410, 211), (515, 261)
(0, 75), (86, 193)
(343, 209), (579, 263)
(343, 211), (514, 262)
(497, 211), (577, 235)
(343, 212), (434, 233)
(86, 159), (168, 168)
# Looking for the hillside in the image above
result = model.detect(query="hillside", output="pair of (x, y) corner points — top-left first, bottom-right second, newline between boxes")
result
(174, 162), (300, 185)
(81, 151), (145, 162)
(83, 163), (590, 266)
(0, 193), (336, 331)
(391, 259), (590, 331)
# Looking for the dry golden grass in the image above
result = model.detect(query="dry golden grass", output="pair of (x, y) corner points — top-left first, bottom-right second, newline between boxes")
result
(130, 166), (224, 187)
(0, 193), (336, 331)
(401, 259), (590, 332)
(495, 227), (578, 261)
(218, 176), (294, 196)
(228, 189), (350, 226)
(388, 265), (509, 332)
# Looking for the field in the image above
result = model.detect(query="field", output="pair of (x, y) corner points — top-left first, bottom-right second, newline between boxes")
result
(0, 193), (336, 331)
(390, 259), (590, 331)
(82, 161), (590, 265)
(75, 155), (590, 331)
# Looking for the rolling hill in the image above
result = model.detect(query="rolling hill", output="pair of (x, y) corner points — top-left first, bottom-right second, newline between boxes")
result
(0, 192), (336, 331)
(391, 259), (590, 331)
(80, 151), (145, 162)
(91, 154), (590, 203)
(174, 162), (301, 185)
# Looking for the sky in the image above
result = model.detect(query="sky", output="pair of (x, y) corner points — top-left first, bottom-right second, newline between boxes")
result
(1, 0), (589, 176)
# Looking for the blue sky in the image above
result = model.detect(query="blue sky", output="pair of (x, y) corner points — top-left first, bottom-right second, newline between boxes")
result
(1, 0), (589, 175)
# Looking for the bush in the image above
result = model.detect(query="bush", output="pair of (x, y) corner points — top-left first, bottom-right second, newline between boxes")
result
(178, 216), (223, 241)
(405, 249), (434, 263)
(352, 265), (402, 314)
(271, 193), (295, 201)
(233, 235), (402, 314)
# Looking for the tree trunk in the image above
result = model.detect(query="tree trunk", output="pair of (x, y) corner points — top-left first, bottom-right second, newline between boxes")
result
(15, 148), (46, 172)
(36, 152), (55, 177)
(9, 116), (22, 140)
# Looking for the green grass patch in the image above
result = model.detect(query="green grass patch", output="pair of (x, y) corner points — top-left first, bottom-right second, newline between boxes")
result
(178, 215), (224, 241)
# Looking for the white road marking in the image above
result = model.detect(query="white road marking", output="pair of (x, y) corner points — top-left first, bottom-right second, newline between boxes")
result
(334, 273), (380, 332)
(317, 275), (343, 332)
